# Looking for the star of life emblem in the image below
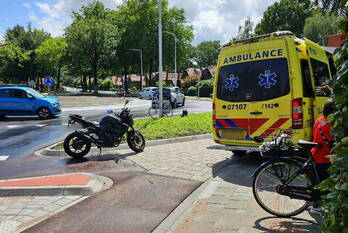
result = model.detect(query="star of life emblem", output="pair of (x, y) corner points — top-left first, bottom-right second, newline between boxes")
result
(258, 70), (277, 88)
(225, 74), (239, 92)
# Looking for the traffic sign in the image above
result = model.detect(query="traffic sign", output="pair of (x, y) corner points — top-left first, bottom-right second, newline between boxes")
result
(44, 77), (54, 87)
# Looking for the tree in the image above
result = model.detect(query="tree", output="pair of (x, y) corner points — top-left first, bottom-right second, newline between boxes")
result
(35, 37), (67, 92)
(315, 0), (347, 15)
(3, 24), (51, 84)
(315, 0), (348, 32)
(255, 0), (313, 37)
(303, 13), (341, 45)
(191, 41), (221, 68)
(0, 43), (29, 83)
(233, 17), (254, 41)
(116, 0), (193, 87)
(65, 1), (122, 93)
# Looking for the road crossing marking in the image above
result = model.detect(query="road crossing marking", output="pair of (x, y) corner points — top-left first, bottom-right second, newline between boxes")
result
(0, 155), (9, 161)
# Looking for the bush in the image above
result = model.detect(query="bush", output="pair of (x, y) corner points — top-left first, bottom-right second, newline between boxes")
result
(187, 86), (197, 96)
(129, 86), (139, 94)
(319, 42), (348, 233)
(198, 79), (213, 97)
(100, 77), (114, 90)
(61, 76), (73, 86)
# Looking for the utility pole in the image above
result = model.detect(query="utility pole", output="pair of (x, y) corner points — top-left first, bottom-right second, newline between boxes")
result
(158, 0), (163, 116)
(129, 49), (143, 90)
(163, 31), (177, 87)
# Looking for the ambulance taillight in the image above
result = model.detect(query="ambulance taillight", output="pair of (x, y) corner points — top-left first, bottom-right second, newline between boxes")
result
(292, 98), (303, 129)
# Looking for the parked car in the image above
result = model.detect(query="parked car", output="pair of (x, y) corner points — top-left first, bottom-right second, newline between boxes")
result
(168, 87), (185, 108)
(0, 87), (61, 119)
(139, 87), (158, 99)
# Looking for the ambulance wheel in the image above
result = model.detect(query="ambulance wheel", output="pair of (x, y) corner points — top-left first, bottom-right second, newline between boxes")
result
(232, 150), (245, 157)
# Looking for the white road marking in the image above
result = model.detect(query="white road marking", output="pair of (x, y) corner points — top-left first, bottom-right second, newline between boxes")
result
(0, 155), (9, 161)
(7, 125), (20, 129)
(35, 124), (47, 127)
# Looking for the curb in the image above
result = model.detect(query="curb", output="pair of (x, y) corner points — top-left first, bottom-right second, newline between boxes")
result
(0, 172), (113, 197)
(35, 133), (213, 157)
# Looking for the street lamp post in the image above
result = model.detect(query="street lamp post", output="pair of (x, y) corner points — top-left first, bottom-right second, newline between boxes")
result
(158, 0), (163, 116)
(163, 31), (177, 87)
(129, 49), (143, 90)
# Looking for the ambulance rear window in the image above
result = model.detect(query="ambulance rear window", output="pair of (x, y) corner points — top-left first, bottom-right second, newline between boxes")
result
(217, 58), (290, 102)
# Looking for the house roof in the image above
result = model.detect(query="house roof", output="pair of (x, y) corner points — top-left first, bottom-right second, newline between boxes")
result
(327, 33), (345, 47)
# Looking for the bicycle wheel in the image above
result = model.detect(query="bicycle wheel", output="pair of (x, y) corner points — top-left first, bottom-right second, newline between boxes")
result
(162, 104), (173, 117)
(252, 159), (311, 217)
(148, 106), (160, 119)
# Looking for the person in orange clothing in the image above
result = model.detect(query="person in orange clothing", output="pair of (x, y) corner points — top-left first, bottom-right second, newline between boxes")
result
(311, 99), (335, 183)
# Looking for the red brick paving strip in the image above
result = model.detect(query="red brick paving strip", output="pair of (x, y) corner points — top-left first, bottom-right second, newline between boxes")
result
(0, 174), (90, 187)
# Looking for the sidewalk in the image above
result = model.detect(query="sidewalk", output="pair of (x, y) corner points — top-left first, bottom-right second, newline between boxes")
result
(0, 173), (112, 233)
(114, 139), (320, 232)
(0, 138), (320, 232)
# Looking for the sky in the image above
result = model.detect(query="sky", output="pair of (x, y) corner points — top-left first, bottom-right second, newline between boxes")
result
(0, 0), (278, 45)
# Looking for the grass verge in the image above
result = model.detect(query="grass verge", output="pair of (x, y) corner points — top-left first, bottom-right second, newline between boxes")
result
(134, 112), (212, 140)
(51, 112), (212, 150)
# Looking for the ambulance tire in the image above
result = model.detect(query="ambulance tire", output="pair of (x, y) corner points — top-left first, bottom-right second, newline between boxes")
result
(232, 150), (245, 157)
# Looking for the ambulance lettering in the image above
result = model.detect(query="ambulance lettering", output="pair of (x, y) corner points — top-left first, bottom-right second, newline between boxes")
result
(223, 49), (283, 64)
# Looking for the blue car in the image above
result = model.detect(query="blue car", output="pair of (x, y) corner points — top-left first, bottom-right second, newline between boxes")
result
(0, 87), (61, 119)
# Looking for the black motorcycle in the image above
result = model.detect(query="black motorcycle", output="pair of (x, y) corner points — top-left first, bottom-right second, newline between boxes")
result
(64, 100), (145, 158)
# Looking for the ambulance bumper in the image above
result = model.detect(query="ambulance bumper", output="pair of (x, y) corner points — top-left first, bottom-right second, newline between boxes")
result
(207, 145), (261, 152)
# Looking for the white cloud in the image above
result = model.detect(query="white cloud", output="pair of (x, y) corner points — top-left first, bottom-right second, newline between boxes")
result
(30, 0), (278, 43)
(23, 3), (31, 9)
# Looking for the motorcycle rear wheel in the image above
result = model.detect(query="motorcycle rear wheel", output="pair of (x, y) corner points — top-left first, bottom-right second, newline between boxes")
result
(64, 132), (91, 158)
(127, 130), (145, 153)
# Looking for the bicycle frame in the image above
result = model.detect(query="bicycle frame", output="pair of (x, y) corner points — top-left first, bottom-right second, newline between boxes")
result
(252, 144), (322, 202)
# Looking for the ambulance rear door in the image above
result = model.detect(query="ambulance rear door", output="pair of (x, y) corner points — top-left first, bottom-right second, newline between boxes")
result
(247, 39), (292, 139)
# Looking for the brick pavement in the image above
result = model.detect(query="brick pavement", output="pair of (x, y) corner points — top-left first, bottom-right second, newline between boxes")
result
(116, 138), (231, 182)
(0, 195), (86, 233)
(153, 152), (320, 233)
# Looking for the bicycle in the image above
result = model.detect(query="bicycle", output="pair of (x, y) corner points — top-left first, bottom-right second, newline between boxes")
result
(148, 96), (173, 119)
(251, 131), (323, 217)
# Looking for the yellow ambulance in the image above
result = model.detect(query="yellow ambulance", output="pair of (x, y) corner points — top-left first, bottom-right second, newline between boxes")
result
(212, 31), (335, 155)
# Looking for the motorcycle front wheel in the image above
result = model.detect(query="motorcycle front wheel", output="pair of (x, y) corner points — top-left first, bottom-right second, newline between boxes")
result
(127, 130), (145, 153)
(64, 132), (91, 158)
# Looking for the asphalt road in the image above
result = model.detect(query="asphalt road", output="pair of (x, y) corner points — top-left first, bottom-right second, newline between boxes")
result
(0, 98), (211, 159)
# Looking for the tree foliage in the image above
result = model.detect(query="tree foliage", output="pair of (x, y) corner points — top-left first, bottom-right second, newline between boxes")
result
(0, 24), (51, 83)
(304, 13), (341, 45)
(255, 0), (313, 37)
(233, 17), (254, 41)
(319, 42), (348, 233)
(65, 1), (122, 92)
(116, 0), (193, 87)
(0, 43), (29, 83)
(314, 1), (348, 232)
(191, 41), (221, 68)
(35, 37), (67, 91)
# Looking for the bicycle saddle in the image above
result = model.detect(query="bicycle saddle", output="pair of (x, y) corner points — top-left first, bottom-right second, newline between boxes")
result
(297, 140), (322, 149)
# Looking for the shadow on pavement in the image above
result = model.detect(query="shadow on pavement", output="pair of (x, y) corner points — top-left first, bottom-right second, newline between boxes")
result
(62, 152), (137, 165)
(0, 115), (60, 122)
(211, 152), (266, 188)
(253, 216), (319, 233)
